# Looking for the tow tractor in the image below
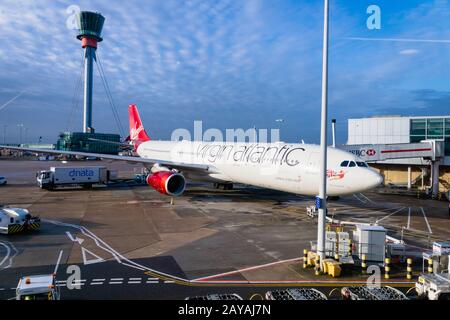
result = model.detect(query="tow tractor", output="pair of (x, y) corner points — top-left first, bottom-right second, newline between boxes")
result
(0, 207), (41, 234)
(415, 243), (450, 300)
(16, 274), (60, 300)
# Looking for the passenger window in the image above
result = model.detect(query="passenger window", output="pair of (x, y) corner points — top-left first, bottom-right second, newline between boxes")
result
(349, 161), (356, 167)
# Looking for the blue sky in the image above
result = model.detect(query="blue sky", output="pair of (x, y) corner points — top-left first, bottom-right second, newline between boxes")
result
(0, 0), (450, 144)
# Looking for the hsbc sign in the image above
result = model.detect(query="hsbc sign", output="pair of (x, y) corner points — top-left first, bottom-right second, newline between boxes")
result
(345, 147), (378, 159)
(347, 148), (377, 157)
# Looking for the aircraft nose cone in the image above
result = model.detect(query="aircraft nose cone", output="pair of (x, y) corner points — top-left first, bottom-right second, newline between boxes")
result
(369, 171), (384, 188)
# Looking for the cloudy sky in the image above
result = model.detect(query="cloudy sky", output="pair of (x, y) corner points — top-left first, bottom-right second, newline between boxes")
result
(1, 0), (450, 144)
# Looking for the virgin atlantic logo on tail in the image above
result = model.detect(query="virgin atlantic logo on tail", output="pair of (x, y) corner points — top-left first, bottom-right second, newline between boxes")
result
(130, 122), (144, 141)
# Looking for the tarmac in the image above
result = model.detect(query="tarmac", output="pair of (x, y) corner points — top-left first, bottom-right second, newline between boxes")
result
(0, 159), (449, 300)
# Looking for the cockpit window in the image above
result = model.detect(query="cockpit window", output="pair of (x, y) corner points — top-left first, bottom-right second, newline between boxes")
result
(349, 161), (356, 167)
(356, 161), (368, 168)
(340, 161), (349, 167)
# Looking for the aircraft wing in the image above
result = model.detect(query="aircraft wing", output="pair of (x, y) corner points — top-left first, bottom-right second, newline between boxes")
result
(0, 145), (215, 173)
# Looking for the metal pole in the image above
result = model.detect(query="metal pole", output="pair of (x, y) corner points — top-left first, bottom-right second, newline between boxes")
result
(17, 124), (23, 145)
(331, 119), (336, 148)
(83, 46), (95, 133)
(317, 0), (330, 268)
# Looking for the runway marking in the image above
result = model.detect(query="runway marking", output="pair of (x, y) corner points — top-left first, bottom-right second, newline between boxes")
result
(81, 247), (105, 265)
(375, 207), (406, 224)
(129, 277), (142, 281)
(53, 250), (64, 274)
(109, 281), (123, 285)
(192, 257), (302, 282)
(110, 278), (123, 281)
(353, 194), (367, 204)
(92, 278), (105, 282)
(44, 219), (417, 287)
(406, 207), (411, 229)
(0, 242), (11, 269)
(358, 193), (376, 204)
(65, 231), (84, 244)
(420, 207), (433, 234)
(128, 281), (142, 284)
(90, 282), (104, 285)
(146, 281), (159, 284)
(0, 241), (18, 270)
(121, 262), (145, 271)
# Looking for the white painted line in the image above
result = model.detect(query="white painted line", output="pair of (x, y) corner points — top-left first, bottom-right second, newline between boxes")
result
(164, 280), (175, 283)
(192, 257), (302, 282)
(0, 288), (5, 291)
(109, 281), (123, 285)
(407, 207), (411, 229)
(110, 278), (123, 281)
(359, 193), (375, 204)
(92, 278), (105, 282)
(353, 194), (367, 204)
(53, 250), (63, 274)
(420, 207), (433, 234)
(121, 262), (145, 271)
(129, 277), (142, 281)
(128, 281), (141, 284)
(0, 242), (11, 268)
(90, 282), (104, 285)
(81, 247), (104, 265)
(146, 281), (159, 284)
(376, 207), (405, 224)
(147, 278), (159, 281)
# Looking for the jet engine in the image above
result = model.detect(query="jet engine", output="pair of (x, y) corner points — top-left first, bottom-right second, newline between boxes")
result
(146, 171), (186, 196)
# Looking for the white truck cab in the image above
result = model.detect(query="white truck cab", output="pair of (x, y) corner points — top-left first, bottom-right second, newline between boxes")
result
(0, 207), (41, 234)
(16, 275), (60, 300)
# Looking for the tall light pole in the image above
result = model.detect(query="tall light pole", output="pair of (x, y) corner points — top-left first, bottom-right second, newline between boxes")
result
(17, 124), (23, 145)
(317, 0), (330, 268)
(2, 125), (6, 145)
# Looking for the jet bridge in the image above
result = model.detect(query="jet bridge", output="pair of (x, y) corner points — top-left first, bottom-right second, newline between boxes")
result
(340, 140), (445, 198)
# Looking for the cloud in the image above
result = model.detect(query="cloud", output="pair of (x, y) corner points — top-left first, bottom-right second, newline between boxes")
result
(0, 0), (448, 145)
(399, 49), (419, 55)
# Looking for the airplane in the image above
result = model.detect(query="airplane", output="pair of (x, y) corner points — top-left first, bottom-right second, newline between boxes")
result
(0, 104), (383, 197)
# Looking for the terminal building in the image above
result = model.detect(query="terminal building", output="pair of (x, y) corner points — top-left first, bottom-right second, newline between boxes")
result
(342, 115), (450, 197)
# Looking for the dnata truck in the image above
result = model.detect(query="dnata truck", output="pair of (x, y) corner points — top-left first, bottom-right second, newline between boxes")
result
(36, 166), (110, 190)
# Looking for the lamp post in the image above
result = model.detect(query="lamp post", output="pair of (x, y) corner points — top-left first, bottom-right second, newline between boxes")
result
(17, 124), (24, 145)
(317, 0), (330, 268)
(2, 125), (6, 145)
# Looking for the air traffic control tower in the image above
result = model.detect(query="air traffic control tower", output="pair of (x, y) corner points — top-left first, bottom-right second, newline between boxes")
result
(76, 11), (104, 133)
(56, 11), (120, 155)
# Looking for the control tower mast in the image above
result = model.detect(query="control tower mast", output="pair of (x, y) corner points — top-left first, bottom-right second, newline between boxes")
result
(75, 11), (105, 133)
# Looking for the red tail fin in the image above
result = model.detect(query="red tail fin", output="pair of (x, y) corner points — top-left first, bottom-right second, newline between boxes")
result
(128, 104), (151, 145)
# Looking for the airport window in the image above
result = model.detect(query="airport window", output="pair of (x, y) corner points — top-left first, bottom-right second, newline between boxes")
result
(340, 161), (349, 167)
(410, 135), (425, 143)
(349, 161), (356, 167)
(427, 119), (444, 137)
(446, 119), (450, 136)
(410, 119), (426, 136)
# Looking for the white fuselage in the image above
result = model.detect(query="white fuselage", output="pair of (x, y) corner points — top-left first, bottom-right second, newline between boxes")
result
(137, 140), (383, 196)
